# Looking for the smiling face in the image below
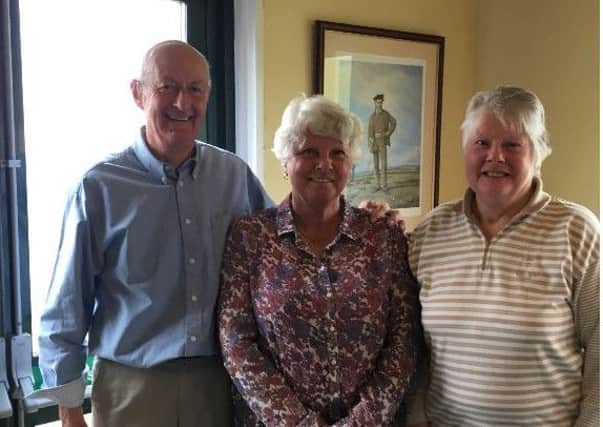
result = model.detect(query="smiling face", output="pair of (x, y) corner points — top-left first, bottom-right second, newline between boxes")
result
(285, 133), (352, 212)
(464, 110), (536, 215)
(132, 43), (210, 157)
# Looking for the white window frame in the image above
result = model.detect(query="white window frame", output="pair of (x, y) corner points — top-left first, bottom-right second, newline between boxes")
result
(234, 0), (264, 179)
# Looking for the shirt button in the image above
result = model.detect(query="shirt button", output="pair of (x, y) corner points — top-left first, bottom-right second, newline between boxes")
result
(191, 295), (198, 302)
(330, 326), (335, 332)
(190, 336), (197, 342)
(326, 292), (332, 298)
(178, 181), (184, 187)
(189, 257), (196, 264)
(185, 218), (192, 224)
(330, 359), (337, 366)
(161, 177), (167, 184)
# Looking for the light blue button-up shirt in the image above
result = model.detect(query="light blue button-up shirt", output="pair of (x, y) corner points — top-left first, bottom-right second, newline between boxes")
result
(37, 128), (273, 406)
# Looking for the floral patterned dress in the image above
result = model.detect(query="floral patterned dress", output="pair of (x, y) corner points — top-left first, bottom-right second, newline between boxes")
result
(219, 196), (419, 426)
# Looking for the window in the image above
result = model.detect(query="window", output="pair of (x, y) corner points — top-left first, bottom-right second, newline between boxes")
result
(19, 0), (187, 354)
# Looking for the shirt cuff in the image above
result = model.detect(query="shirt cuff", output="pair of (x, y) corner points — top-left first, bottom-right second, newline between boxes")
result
(27, 373), (86, 408)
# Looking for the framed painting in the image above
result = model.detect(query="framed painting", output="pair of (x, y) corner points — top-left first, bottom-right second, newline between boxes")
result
(314, 20), (444, 229)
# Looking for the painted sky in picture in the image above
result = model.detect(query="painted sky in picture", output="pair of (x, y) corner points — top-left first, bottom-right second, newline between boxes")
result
(339, 59), (423, 174)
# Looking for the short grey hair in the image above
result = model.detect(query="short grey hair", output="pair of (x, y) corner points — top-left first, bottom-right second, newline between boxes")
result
(460, 86), (552, 175)
(272, 94), (362, 163)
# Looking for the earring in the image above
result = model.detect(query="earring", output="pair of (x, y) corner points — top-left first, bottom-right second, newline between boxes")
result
(283, 171), (289, 180)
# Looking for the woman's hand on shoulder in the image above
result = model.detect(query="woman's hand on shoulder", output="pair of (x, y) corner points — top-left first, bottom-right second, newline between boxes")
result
(359, 199), (406, 232)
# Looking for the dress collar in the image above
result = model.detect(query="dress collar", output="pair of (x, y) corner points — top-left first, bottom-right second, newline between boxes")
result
(275, 194), (359, 242)
(461, 176), (551, 223)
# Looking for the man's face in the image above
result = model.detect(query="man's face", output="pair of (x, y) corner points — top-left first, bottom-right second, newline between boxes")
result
(374, 98), (384, 111)
(133, 44), (210, 152)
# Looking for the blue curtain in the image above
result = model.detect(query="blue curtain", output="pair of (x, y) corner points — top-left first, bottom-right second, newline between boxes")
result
(186, 0), (236, 152)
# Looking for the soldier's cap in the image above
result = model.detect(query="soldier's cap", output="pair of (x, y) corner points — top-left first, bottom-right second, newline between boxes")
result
(373, 94), (384, 101)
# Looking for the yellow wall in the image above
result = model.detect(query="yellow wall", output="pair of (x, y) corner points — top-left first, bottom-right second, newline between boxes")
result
(476, 0), (599, 215)
(262, 0), (599, 215)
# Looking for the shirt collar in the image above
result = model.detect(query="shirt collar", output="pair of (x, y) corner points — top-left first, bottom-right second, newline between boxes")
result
(133, 126), (199, 183)
(178, 147), (199, 179)
(275, 194), (358, 241)
(191, 147), (200, 180)
(339, 200), (359, 241)
(462, 176), (551, 223)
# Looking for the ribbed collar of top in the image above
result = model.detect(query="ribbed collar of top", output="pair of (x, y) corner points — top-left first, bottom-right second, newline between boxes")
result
(132, 126), (199, 184)
(462, 176), (551, 224)
(275, 193), (359, 242)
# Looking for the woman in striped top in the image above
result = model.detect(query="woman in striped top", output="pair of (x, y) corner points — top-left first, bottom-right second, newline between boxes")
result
(408, 86), (599, 426)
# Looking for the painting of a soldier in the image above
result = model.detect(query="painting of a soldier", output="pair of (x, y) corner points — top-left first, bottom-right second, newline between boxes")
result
(343, 59), (423, 210)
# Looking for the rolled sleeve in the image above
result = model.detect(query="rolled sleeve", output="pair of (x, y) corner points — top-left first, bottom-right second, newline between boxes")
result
(27, 373), (87, 408)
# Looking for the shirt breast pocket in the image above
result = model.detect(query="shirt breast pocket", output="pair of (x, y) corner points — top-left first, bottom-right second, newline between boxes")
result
(515, 256), (568, 295)
(113, 213), (165, 284)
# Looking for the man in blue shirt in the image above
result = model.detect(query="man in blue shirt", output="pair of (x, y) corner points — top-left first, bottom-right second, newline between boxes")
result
(37, 40), (272, 426)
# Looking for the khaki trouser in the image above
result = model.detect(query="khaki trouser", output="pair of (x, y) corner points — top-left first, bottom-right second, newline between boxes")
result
(91, 356), (233, 427)
(372, 142), (389, 187)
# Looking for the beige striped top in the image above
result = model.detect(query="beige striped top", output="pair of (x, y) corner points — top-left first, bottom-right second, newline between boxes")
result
(409, 179), (599, 426)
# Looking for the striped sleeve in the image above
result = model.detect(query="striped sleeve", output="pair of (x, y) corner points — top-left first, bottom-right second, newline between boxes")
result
(567, 204), (599, 427)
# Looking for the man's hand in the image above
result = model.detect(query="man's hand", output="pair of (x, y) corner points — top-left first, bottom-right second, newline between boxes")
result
(358, 199), (406, 232)
(59, 406), (87, 427)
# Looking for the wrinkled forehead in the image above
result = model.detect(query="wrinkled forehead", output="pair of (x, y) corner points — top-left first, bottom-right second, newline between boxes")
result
(145, 44), (209, 84)
(298, 130), (348, 150)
